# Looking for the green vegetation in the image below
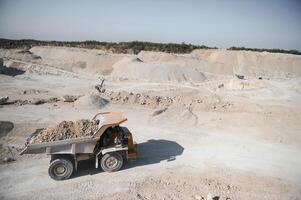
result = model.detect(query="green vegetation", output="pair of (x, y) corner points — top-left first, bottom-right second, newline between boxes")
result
(228, 46), (301, 55)
(0, 39), (215, 54)
(0, 38), (300, 55)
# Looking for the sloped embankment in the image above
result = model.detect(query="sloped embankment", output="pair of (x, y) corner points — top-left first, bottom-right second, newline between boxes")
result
(110, 57), (207, 83)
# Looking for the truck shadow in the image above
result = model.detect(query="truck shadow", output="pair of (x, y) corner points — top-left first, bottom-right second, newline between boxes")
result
(74, 139), (184, 178)
(125, 139), (184, 168)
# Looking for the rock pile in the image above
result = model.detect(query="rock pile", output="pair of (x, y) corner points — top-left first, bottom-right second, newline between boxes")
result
(29, 119), (99, 144)
(0, 96), (9, 105)
(103, 90), (174, 108)
(74, 94), (109, 109)
(61, 95), (81, 102)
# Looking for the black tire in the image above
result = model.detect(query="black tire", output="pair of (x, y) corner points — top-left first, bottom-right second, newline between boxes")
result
(101, 152), (123, 172)
(48, 158), (74, 181)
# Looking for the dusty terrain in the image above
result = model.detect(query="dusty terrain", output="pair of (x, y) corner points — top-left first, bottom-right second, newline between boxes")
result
(0, 46), (301, 200)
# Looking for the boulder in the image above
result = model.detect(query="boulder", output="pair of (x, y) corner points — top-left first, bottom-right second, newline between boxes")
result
(0, 96), (9, 105)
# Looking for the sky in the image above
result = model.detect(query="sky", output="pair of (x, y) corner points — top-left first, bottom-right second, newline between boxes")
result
(0, 0), (301, 50)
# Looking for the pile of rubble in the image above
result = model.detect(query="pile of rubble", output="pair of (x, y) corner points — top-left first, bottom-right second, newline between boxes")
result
(29, 119), (99, 144)
(101, 89), (236, 113)
(0, 95), (82, 106)
(102, 90), (174, 108)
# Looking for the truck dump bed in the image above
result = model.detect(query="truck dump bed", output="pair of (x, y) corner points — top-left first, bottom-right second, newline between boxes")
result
(20, 112), (127, 155)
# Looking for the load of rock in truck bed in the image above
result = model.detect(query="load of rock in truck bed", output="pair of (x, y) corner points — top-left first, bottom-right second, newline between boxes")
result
(29, 119), (99, 144)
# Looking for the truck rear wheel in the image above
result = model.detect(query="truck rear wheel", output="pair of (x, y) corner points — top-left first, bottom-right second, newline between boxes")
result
(101, 152), (123, 172)
(48, 158), (74, 180)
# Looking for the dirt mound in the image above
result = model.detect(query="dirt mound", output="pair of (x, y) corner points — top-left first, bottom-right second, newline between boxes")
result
(102, 89), (240, 114)
(0, 49), (40, 62)
(103, 90), (174, 108)
(138, 50), (301, 77)
(29, 119), (99, 144)
(191, 49), (301, 77)
(111, 57), (207, 83)
(3, 47), (300, 78)
(4, 47), (300, 79)
(29, 46), (124, 75)
(138, 51), (234, 75)
(74, 94), (109, 109)
(0, 58), (25, 76)
(4, 60), (79, 77)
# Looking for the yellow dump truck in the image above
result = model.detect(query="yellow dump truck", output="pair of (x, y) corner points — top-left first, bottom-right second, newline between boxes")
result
(20, 112), (137, 180)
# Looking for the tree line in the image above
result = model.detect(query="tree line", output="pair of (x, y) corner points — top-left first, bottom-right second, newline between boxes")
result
(0, 39), (215, 54)
(0, 38), (300, 55)
(228, 46), (301, 55)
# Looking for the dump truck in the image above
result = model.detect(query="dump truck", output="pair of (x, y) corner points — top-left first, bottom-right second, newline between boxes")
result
(20, 112), (137, 180)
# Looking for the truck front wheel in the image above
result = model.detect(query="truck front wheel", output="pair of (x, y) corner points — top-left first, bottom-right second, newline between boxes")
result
(101, 152), (123, 172)
(48, 158), (74, 180)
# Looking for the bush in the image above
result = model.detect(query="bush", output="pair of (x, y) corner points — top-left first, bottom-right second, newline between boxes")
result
(0, 39), (215, 54)
(228, 46), (301, 55)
